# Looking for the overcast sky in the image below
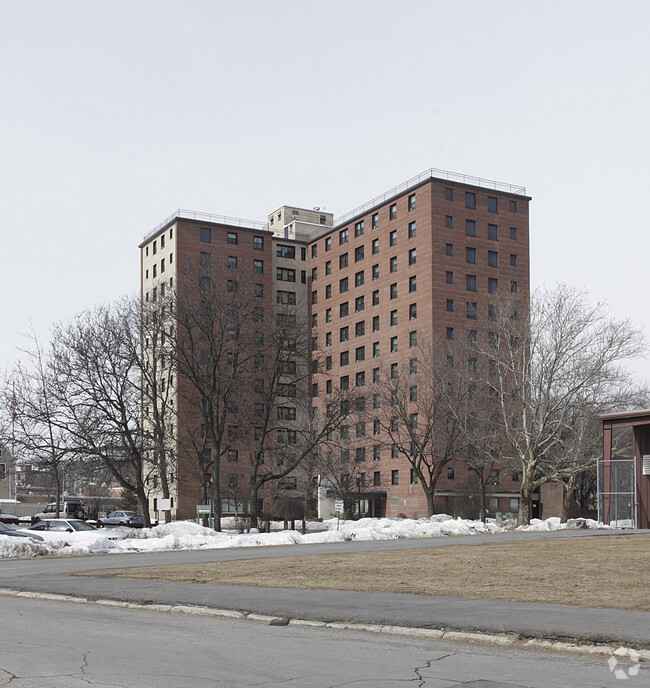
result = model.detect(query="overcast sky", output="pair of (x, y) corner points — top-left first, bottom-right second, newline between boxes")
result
(1, 0), (648, 379)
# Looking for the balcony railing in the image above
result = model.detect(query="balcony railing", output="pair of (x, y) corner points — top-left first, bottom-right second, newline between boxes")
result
(143, 209), (269, 243)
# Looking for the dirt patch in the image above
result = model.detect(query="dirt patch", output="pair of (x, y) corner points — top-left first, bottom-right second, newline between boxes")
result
(77, 534), (650, 610)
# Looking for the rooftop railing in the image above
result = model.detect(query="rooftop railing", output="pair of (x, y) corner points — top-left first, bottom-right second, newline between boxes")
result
(333, 167), (527, 228)
(143, 209), (269, 243)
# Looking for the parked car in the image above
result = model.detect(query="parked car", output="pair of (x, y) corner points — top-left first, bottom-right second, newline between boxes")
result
(33, 501), (86, 521)
(97, 511), (144, 528)
(0, 521), (45, 541)
(0, 507), (19, 525)
(27, 519), (124, 543)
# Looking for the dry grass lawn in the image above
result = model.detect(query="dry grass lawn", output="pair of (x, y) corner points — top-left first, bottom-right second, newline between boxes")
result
(78, 534), (650, 610)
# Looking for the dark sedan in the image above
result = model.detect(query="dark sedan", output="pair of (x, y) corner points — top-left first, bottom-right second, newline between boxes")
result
(0, 521), (45, 541)
(0, 507), (19, 525)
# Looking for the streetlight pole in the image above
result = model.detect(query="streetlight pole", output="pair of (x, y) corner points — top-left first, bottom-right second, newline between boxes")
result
(356, 472), (361, 519)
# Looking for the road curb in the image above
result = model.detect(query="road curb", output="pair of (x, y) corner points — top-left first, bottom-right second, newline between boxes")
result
(2, 587), (649, 661)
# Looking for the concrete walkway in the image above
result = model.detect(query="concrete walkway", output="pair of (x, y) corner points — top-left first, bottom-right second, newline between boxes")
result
(2, 528), (649, 650)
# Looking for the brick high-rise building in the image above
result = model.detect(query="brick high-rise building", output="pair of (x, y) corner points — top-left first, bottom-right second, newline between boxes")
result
(140, 169), (530, 522)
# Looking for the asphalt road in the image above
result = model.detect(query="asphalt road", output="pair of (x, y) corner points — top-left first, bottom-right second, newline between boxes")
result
(2, 595), (646, 688)
(2, 528), (649, 648)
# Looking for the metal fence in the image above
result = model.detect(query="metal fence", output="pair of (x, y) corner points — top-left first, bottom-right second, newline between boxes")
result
(597, 457), (636, 528)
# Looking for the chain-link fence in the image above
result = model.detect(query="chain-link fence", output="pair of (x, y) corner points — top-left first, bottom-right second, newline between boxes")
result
(597, 458), (636, 528)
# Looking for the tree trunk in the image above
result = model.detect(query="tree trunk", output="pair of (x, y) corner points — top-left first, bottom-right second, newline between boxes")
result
(518, 477), (534, 526)
(135, 483), (151, 527)
(560, 475), (577, 523)
(425, 487), (435, 517)
(249, 480), (260, 531)
(478, 480), (487, 523)
(211, 450), (222, 532)
(54, 468), (63, 519)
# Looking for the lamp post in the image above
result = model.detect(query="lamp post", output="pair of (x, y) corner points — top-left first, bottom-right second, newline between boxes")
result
(356, 472), (362, 519)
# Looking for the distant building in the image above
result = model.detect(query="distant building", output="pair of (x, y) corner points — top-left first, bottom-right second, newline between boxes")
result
(140, 168), (533, 521)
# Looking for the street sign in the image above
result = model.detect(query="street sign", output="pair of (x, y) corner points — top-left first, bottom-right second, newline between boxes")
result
(334, 499), (344, 513)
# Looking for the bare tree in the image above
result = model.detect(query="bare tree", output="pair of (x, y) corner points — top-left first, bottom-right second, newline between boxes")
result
(372, 340), (467, 517)
(172, 263), (264, 531)
(471, 286), (646, 525)
(45, 301), (155, 525)
(2, 332), (72, 516)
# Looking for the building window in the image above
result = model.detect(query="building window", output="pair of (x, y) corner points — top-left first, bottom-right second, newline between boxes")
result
(277, 407), (297, 421)
(227, 232), (238, 244)
(390, 336), (398, 352)
(372, 289), (379, 306)
(391, 362), (398, 378)
(446, 327), (454, 340)
(409, 330), (417, 347)
(487, 196), (498, 213)
(408, 248), (416, 265)
(409, 275), (416, 292)
(510, 254), (517, 266)
(488, 250), (498, 267)
(340, 302), (349, 318)
(445, 243), (453, 256)
(510, 200), (517, 213)
(311, 290), (318, 305)
(228, 450), (239, 462)
(488, 278), (499, 294)
(160, 258), (165, 273)
(325, 237), (332, 251)
(276, 267), (295, 281)
(355, 320), (365, 337)
(355, 220), (365, 237)
(339, 228), (349, 245)
(253, 259), (263, 274)
(510, 280), (518, 293)
(277, 290), (296, 304)
(340, 351), (349, 366)
(276, 244), (296, 259)
(466, 220), (476, 236)
(200, 227), (212, 243)
(311, 267), (318, 281)
(408, 221), (416, 238)
(390, 256), (397, 272)
(409, 358), (418, 374)
(466, 274), (477, 291)
(356, 371), (365, 387)
(311, 244), (318, 258)
(254, 283), (264, 297)
(391, 470), (399, 485)
(373, 315), (379, 331)
(373, 341), (380, 357)
(409, 303), (417, 320)
(390, 283), (397, 299)
(227, 256), (238, 269)
(446, 299), (454, 312)
(340, 277), (349, 293)
(408, 193), (416, 211)
(355, 246), (365, 262)
(445, 215), (453, 228)
(390, 309), (398, 326)
(466, 302), (477, 319)
(445, 187), (453, 200)
(467, 329), (477, 345)
(389, 203), (397, 220)
(371, 238), (379, 255)
(340, 326), (349, 342)
(389, 230), (397, 246)
(372, 264), (379, 280)
(355, 295), (365, 312)
(340, 375), (349, 390)
(488, 224), (498, 241)
(340, 253), (349, 269)
(447, 467), (455, 480)
(466, 247), (476, 264)
(254, 236), (264, 250)
(372, 213), (379, 229)
(446, 271), (454, 284)
(410, 385), (418, 402)
(465, 192), (476, 209)
(355, 346), (365, 362)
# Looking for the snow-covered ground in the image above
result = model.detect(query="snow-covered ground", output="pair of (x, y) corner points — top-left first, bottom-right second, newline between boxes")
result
(0, 515), (609, 559)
